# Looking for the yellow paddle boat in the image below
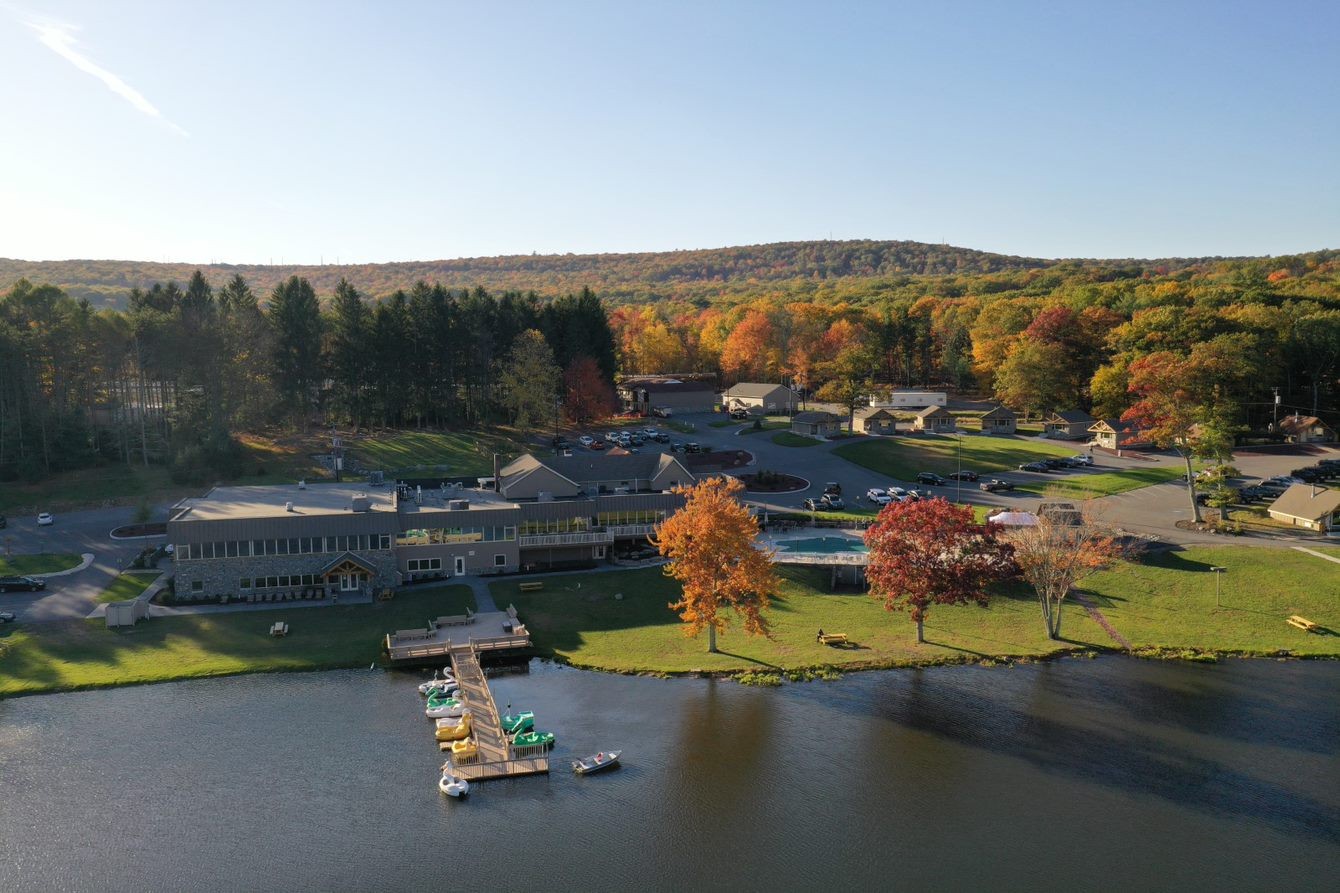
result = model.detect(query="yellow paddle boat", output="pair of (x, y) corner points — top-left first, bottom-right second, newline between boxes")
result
(451, 737), (478, 759)
(435, 714), (472, 742)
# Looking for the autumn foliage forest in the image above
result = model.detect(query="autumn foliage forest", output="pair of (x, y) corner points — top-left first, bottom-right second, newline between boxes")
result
(2, 240), (1338, 487)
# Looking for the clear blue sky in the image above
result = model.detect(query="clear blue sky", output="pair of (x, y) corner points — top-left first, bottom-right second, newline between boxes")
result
(1, 0), (1336, 263)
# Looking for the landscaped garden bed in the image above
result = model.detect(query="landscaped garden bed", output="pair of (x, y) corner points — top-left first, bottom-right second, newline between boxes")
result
(738, 470), (807, 493)
(111, 522), (167, 538)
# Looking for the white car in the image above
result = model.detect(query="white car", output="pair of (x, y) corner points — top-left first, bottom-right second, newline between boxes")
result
(642, 427), (658, 436)
(887, 487), (909, 502)
(0, 611), (16, 623)
(36, 512), (54, 526)
(866, 488), (892, 505)
(578, 435), (595, 447)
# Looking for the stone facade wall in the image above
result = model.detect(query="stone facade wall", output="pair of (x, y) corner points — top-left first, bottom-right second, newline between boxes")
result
(174, 549), (398, 599)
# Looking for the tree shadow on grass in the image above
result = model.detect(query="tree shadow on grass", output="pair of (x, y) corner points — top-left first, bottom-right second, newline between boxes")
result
(714, 649), (780, 669)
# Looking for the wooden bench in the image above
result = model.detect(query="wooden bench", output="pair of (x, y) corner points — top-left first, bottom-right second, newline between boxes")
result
(817, 632), (848, 646)
(270, 622), (289, 637)
(518, 582), (544, 592)
(392, 627), (432, 643)
(435, 609), (475, 628)
(1287, 615), (1320, 633)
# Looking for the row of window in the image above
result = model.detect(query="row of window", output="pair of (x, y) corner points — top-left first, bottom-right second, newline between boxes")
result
(177, 534), (392, 561)
(406, 558), (442, 572)
(518, 517), (591, 536)
(595, 510), (667, 527)
(396, 526), (517, 546)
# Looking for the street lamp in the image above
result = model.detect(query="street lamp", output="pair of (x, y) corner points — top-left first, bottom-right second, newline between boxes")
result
(955, 431), (963, 505)
(1210, 566), (1226, 608)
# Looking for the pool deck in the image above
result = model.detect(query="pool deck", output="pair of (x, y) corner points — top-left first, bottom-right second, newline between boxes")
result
(762, 531), (869, 566)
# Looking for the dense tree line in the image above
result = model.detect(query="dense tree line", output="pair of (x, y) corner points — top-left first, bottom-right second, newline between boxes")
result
(0, 275), (616, 484)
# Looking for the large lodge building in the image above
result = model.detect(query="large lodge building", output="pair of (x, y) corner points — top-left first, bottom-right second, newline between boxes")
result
(167, 451), (693, 600)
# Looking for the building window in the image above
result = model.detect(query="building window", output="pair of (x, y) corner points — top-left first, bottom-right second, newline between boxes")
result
(226, 540), (239, 558)
(494, 554), (506, 567)
(190, 580), (203, 593)
(239, 578), (251, 590)
(266, 576), (278, 588)
(178, 544), (191, 560)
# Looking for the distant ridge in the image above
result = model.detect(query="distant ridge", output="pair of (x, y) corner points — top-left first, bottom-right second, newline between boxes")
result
(0, 239), (1294, 308)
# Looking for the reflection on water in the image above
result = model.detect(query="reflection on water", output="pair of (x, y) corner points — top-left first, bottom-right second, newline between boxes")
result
(0, 658), (1336, 892)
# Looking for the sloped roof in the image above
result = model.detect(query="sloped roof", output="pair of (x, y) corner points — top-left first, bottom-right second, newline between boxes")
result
(1268, 484), (1340, 521)
(915, 405), (954, 418)
(619, 377), (715, 394)
(854, 406), (896, 419)
(793, 411), (840, 423)
(722, 382), (791, 399)
(501, 451), (693, 486)
(1279, 415), (1335, 436)
(1048, 409), (1096, 424)
(980, 406), (1017, 420)
(1089, 418), (1136, 433)
(317, 551), (377, 576)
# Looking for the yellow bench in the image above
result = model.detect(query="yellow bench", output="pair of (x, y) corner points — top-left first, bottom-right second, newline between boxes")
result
(518, 582), (544, 592)
(817, 632), (848, 646)
(1287, 615), (1320, 633)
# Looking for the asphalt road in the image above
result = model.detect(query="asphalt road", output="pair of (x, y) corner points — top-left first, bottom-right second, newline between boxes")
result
(1, 505), (164, 622)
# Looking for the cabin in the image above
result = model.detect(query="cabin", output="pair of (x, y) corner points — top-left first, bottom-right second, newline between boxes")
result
(791, 411), (842, 437)
(852, 406), (898, 435)
(912, 405), (957, 434)
(1043, 409), (1096, 440)
(1277, 414), (1336, 444)
(617, 376), (717, 415)
(1267, 484), (1340, 533)
(977, 406), (1017, 435)
(721, 383), (797, 415)
(1088, 418), (1141, 450)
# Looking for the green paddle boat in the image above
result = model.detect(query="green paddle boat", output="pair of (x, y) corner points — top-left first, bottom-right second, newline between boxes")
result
(511, 729), (555, 748)
(501, 710), (534, 734)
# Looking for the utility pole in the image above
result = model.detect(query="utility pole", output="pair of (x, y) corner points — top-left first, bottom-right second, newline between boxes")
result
(331, 431), (343, 482)
(1272, 387), (1281, 430)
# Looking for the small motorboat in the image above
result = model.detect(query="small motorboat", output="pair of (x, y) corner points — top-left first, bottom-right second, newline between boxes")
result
(572, 750), (621, 775)
(425, 699), (467, 719)
(501, 710), (534, 734)
(435, 714), (473, 742)
(451, 737), (478, 759)
(511, 729), (555, 748)
(438, 769), (469, 798)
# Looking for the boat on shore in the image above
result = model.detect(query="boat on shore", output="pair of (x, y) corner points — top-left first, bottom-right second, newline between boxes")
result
(572, 750), (621, 775)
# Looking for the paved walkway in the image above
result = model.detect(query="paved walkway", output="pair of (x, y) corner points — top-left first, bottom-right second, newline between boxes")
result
(31, 553), (96, 578)
(1292, 546), (1340, 565)
(461, 576), (498, 612)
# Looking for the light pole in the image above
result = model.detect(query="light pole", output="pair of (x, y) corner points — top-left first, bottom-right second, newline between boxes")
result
(1272, 387), (1280, 430)
(955, 431), (962, 505)
(1210, 566), (1226, 608)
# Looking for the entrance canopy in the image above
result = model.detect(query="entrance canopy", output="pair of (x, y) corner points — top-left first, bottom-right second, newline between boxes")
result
(318, 552), (377, 578)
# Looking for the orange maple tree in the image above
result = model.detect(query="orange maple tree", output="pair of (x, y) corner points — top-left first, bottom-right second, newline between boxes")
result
(651, 476), (778, 653)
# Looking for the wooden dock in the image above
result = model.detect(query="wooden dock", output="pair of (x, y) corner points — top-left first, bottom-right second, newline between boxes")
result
(386, 608), (530, 664)
(439, 642), (549, 781)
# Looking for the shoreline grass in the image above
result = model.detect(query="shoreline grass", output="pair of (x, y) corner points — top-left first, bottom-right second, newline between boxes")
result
(0, 584), (475, 699)
(0, 554), (84, 576)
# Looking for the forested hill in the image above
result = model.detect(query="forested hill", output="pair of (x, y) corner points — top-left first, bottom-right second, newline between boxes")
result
(0, 239), (1255, 309)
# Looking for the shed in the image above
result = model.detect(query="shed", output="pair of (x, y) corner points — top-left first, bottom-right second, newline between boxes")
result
(1277, 415), (1337, 444)
(1267, 484), (1340, 533)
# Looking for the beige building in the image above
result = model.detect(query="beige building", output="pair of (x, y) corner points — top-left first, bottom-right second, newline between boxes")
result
(1043, 409), (1096, 439)
(977, 406), (1017, 434)
(1088, 418), (1141, 450)
(1278, 414), (1336, 444)
(1267, 484), (1340, 533)
(791, 411), (842, 437)
(913, 405), (957, 433)
(852, 406), (898, 435)
(721, 383), (797, 414)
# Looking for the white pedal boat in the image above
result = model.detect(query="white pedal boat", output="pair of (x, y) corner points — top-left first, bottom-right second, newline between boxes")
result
(426, 699), (468, 719)
(438, 770), (469, 797)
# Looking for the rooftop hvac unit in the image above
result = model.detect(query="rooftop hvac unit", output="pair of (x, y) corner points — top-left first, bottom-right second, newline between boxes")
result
(351, 495), (371, 512)
(448, 499), (470, 511)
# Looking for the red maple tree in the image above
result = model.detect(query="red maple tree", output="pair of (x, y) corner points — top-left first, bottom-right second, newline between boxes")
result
(863, 498), (1017, 643)
(563, 356), (616, 423)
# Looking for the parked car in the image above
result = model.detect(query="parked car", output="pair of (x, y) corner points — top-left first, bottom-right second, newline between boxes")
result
(824, 482), (842, 496)
(729, 408), (750, 420)
(685, 443), (702, 453)
(0, 576), (46, 592)
(866, 488), (892, 505)
(652, 433), (670, 443)
(1266, 475), (1305, 486)
(887, 486), (909, 501)
(1069, 454), (1094, 466)
(1238, 485), (1271, 502)
(822, 494), (846, 510)
(1018, 462), (1050, 472)
(979, 479), (1014, 492)
(947, 470), (979, 482)
(1041, 458), (1069, 470)
(0, 611), (16, 623)
(651, 406), (673, 418)
(915, 472), (945, 486)
(802, 497), (834, 512)
(578, 435), (594, 447)
(904, 489), (929, 501)
(36, 513), (54, 526)
(589, 439), (605, 450)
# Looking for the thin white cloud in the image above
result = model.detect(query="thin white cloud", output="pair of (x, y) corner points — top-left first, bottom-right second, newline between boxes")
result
(27, 19), (188, 136)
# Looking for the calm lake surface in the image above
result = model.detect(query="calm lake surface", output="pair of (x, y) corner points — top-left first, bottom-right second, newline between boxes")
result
(1, 658), (1336, 892)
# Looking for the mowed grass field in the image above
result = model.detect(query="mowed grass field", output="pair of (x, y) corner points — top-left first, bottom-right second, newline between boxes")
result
(0, 554), (83, 575)
(835, 435), (1076, 482)
(351, 430), (526, 476)
(96, 571), (162, 604)
(0, 585), (475, 698)
(495, 545), (1340, 674)
(1014, 465), (1189, 498)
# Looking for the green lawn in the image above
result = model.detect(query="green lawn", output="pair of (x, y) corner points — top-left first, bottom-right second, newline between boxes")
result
(772, 432), (822, 447)
(495, 566), (1075, 674)
(835, 435), (1075, 482)
(96, 572), (162, 604)
(351, 430), (525, 476)
(741, 418), (791, 435)
(492, 545), (1340, 675)
(708, 419), (740, 428)
(1014, 465), (1188, 498)
(0, 584), (476, 698)
(0, 554), (83, 575)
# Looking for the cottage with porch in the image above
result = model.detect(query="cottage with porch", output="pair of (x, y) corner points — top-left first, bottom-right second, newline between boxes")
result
(791, 411), (842, 437)
(1278, 414), (1337, 444)
(1043, 409), (1096, 439)
(721, 382), (797, 415)
(852, 406), (898, 435)
(913, 405), (957, 433)
(1088, 418), (1141, 450)
(977, 406), (1017, 434)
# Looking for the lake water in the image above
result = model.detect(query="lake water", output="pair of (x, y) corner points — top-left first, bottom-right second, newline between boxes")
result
(0, 658), (1336, 892)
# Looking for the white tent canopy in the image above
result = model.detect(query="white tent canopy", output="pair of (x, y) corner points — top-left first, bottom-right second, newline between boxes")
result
(988, 510), (1039, 527)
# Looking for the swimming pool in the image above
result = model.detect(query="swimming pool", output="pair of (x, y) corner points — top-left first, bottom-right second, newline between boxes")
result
(776, 536), (868, 554)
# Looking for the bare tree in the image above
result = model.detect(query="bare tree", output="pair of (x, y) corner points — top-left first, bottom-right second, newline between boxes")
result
(1005, 501), (1129, 640)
